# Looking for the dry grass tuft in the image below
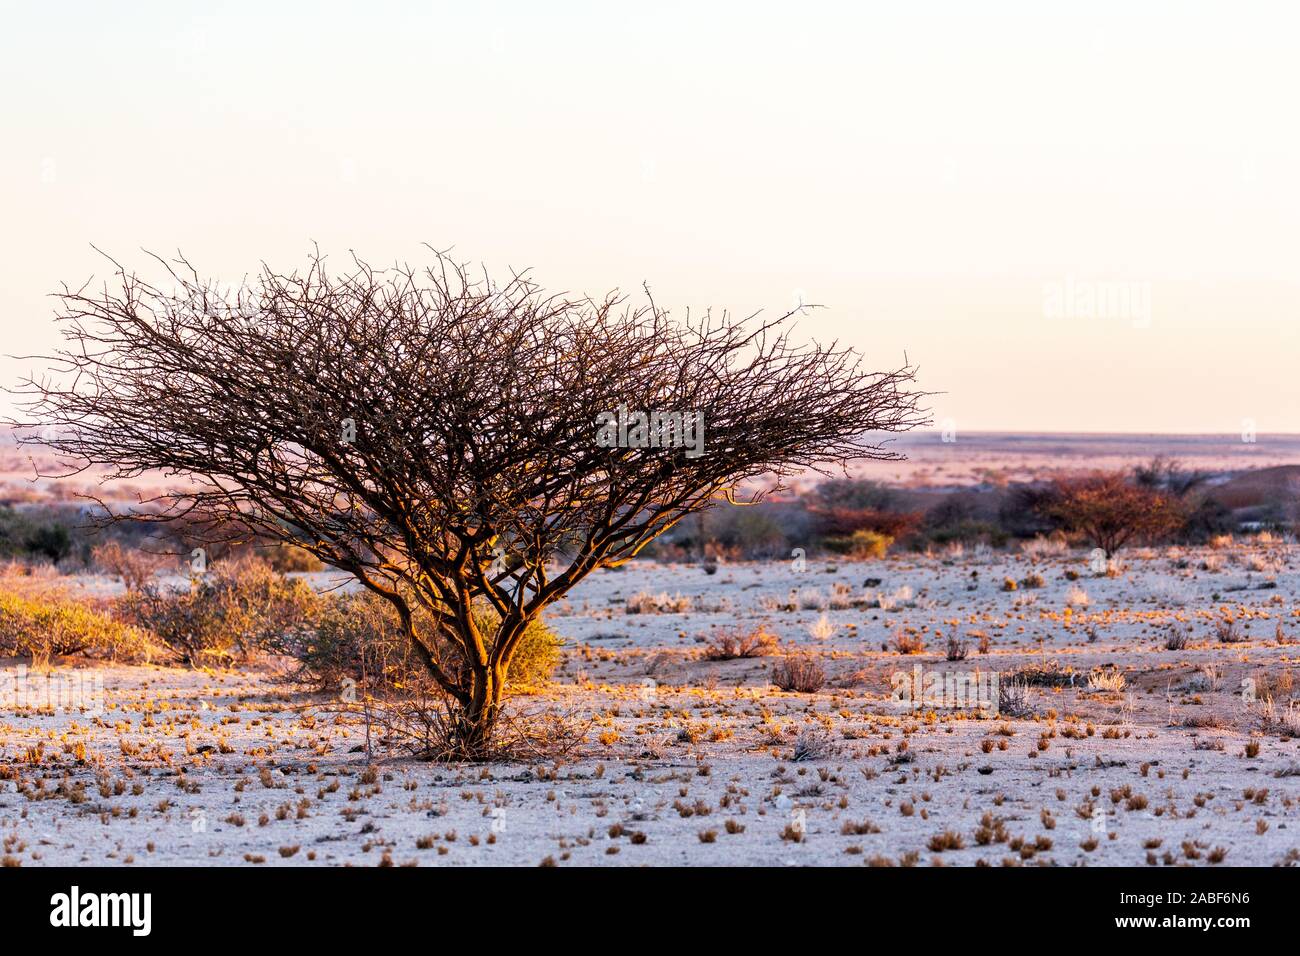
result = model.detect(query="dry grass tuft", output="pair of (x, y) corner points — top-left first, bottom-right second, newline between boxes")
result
(771, 655), (827, 694)
(701, 625), (778, 661)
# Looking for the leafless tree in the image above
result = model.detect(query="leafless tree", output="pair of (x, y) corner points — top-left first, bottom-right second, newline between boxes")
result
(14, 247), (927, 756)
(1134, 455), (1207, 498)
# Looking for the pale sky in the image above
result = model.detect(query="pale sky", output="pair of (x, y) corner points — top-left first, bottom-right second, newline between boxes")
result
(2, 1), (1297, 433)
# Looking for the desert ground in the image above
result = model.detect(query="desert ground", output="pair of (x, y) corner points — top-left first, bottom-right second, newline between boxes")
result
(825, 431), (1300, 488)
(3, 538), (1299, 867)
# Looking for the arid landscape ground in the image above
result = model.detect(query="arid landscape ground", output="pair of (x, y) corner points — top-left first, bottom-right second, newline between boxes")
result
(4, 6), (1296, 937)
(5, 531), (1298, 867)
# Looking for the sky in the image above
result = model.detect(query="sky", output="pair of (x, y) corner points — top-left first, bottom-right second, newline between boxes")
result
(2, 1), (1297, 433)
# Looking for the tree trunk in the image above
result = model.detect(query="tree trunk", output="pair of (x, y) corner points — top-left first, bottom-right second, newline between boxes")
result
(457, 665), (504, 756)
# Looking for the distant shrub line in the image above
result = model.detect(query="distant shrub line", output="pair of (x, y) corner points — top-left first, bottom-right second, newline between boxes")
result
(647, 460), (1261, 562)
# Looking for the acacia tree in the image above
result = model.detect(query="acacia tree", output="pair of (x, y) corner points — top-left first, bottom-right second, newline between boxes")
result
(18, 249), (927, 755)
(1044, 472), (1185, 559)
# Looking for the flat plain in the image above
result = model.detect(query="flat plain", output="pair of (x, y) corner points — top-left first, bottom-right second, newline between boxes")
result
(5, 538), (1299, 867)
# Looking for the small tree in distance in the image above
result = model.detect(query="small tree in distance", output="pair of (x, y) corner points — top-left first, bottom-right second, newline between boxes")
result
(16, 248), (928, 757)
(1044, 471), (1185, 560)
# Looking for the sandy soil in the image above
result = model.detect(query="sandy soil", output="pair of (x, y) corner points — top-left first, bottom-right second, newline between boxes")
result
(3, 541), (1299, 867)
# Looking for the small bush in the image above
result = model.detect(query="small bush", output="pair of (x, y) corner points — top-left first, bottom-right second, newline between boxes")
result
(927, 830), (965, 852)
(265, 544), (325, 573)
(1214, 617), (1245, 644)
(827, 582), (855, 610)
(92, 541), (163, 593)
(1164, 623), (1191, 651)
(797, 587), (828, 610)
(875, 585), (914, 611)
(998, 681), (1033, 718)
(625, 591), (692, 614)
(839, 529), (892, 560)
(284, 588), (410, 690)
(1086, 667), (1126, 692)
(806, 614), (835, 642)
(771, 655), (826, 693)
(1020, 536), (1068, 559)
(116, 557), (318, 665)
(0, 588), (150, 665)
(286, 589), (560, 694)
(1267, 702), (1300, 738)
(891, 630), (925, 655)
(791, 726), (835, 761)
(702, 625), (778, 661)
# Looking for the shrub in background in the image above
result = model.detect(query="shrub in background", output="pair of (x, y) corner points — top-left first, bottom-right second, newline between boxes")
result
(92, 540), (164, 592)
(0, 586), (150, 666)
(285, 589), (560, 695)
(703, 624), (779, 660)
(116, 557), (318, 665)
(771, 654), (826, 693)
(24, 523), (72, 564)
(263, 543), (325, 573)
(476, 601), (562, 691)
(0, 506), (75, 564)
(823, 528), (893, 559)
(1040, 472), (1185, 558)
(807, 478), (900, 513)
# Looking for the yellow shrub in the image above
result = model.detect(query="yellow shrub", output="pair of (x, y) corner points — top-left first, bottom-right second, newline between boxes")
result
(846, 529), (892, 559)
(287, 590), (561, 694)
(0, 588), (151, 666)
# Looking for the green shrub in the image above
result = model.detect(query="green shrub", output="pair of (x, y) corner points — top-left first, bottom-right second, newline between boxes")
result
(0, 587), (151, 665)
(289, 590), (560, 695)
(824, 528), (892, 559)
(474, 601), (562, 690)
(25, 523), (72, 564)
(0, 509), (74, 564)
(289, 590), (413, 691)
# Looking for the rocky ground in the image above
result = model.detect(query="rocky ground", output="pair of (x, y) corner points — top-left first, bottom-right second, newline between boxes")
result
(3, 539), (1299, 866)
